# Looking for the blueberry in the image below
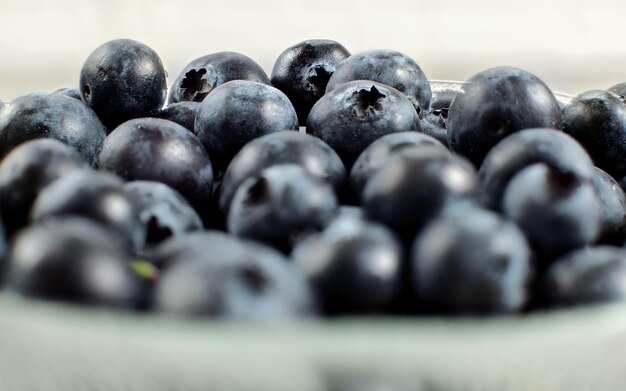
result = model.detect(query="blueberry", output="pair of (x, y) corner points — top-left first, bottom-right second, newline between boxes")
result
(218, 130), (346, 213)
(608, 82), (626, 102)
(52, 87), (83, 101)
(562, 90), (626, 178)
(194, 80), (298, 172)
(542, 246), (626, 306)
(4, 217), (140, 308)
(590, 167), (626, 244)
(418, 114), (448, 146)
(411, 206), (531, 313)
(124, 181), (203, 246)
(227, 164), (338, 251)
(292, 216), (402, 314)
(80, 39), (167, 129)
(325, 50), (431, 115)
(350, 131), (448, 199)
(307, 81), (421, 168)
(0, 92), (107, 161)
(419, 82), (467, 145)
(153, 231), (313, 320)
(362, 147), (478, 240)
(158, 101), (200, 132)
(447, 66), (562, 166)
(321, 205), (367, 227)
(0, 139), (89, 236)
(93, 118), (214, 216)
(478, 128), (595, 211)
(168, 52), (270, 105)
(271, 39), (350, 125)
(30, 171), (145, 252)
(502, 163), (601, 256)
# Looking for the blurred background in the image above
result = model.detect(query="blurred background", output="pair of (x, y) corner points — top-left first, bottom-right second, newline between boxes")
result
(0, 0), (624, 101)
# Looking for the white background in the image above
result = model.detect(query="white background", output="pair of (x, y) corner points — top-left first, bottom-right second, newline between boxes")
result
(0, 0), (624, 100)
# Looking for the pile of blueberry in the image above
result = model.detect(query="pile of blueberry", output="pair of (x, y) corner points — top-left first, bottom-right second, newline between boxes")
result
(1, 38), (626, 321)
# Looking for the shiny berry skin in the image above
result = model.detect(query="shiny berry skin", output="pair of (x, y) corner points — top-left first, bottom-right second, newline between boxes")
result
(447, 66), (562, 166)
(52, 87), (82, 101)
(591, 167), (626, 244)
(502, 163), (601, 256)
(412, 206), (531, 313)
(292, 216), (402, 314)
(93, 118), (214, 214)
(271, 39), (350, 125)
(30, 171), (145, 252)
(153, 231), (313, 320)
(362, 147), (478, 239)
(124, 181), (203, 246)
(79, 39), (167, 130)
(307, 81), (421, 167)
(608, 82), (626, 102)
(218, 130), (346, 213)
(419, 82), (467, 145)
(542, 246), (626, 306)
(478, 128), (595, 211)
(158, 101), (200, 132)
(195, 80), (298, 172)
(168, 51), (270, 105)
(321, 205), (367, 228)
(562, 90), (626, 178)
(227, 164), (338, 251)
(325, 49), (431, 115)
(419, 114), (448, 146)
(0, 139), (88, 236)
(4, 217), (140, 308)
(0, 92), (106, 161)
(350, 131), (447, 199)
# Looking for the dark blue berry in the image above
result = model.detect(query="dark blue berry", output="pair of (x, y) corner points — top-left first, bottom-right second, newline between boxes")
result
(502, 163), (601, 256)
(307, 81), (421, 168)
(158, 101), (200, 132)
(542, 246), (626, 306)
(93, 118), (214, 216)
(80, 39), (167, 129)
(168, 52), (270, 104)
(362, 147), (478, 239)
(125, 181), (203, 246)
(227, 164), (338, 251)
(4, 217), (140, 308)
(350, 131), (447, 199)
(412, 206), (531, 313)
(325, 50), (431, 115)
(479, 128), (595, 211)
(590, 167), (626, 244)
(271, 40), (350, 125)
(292, 216), (402, 314)
(447, 66), (562, 166)
(562, 90), (626, 178)
(0, 139), (88, 236)
(0, 92), (106, 161)
(219, 130), (346, 213)
(153, 231), (313, 320)
(30, 171), (145, 252)
(194, 80), (298, 172)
